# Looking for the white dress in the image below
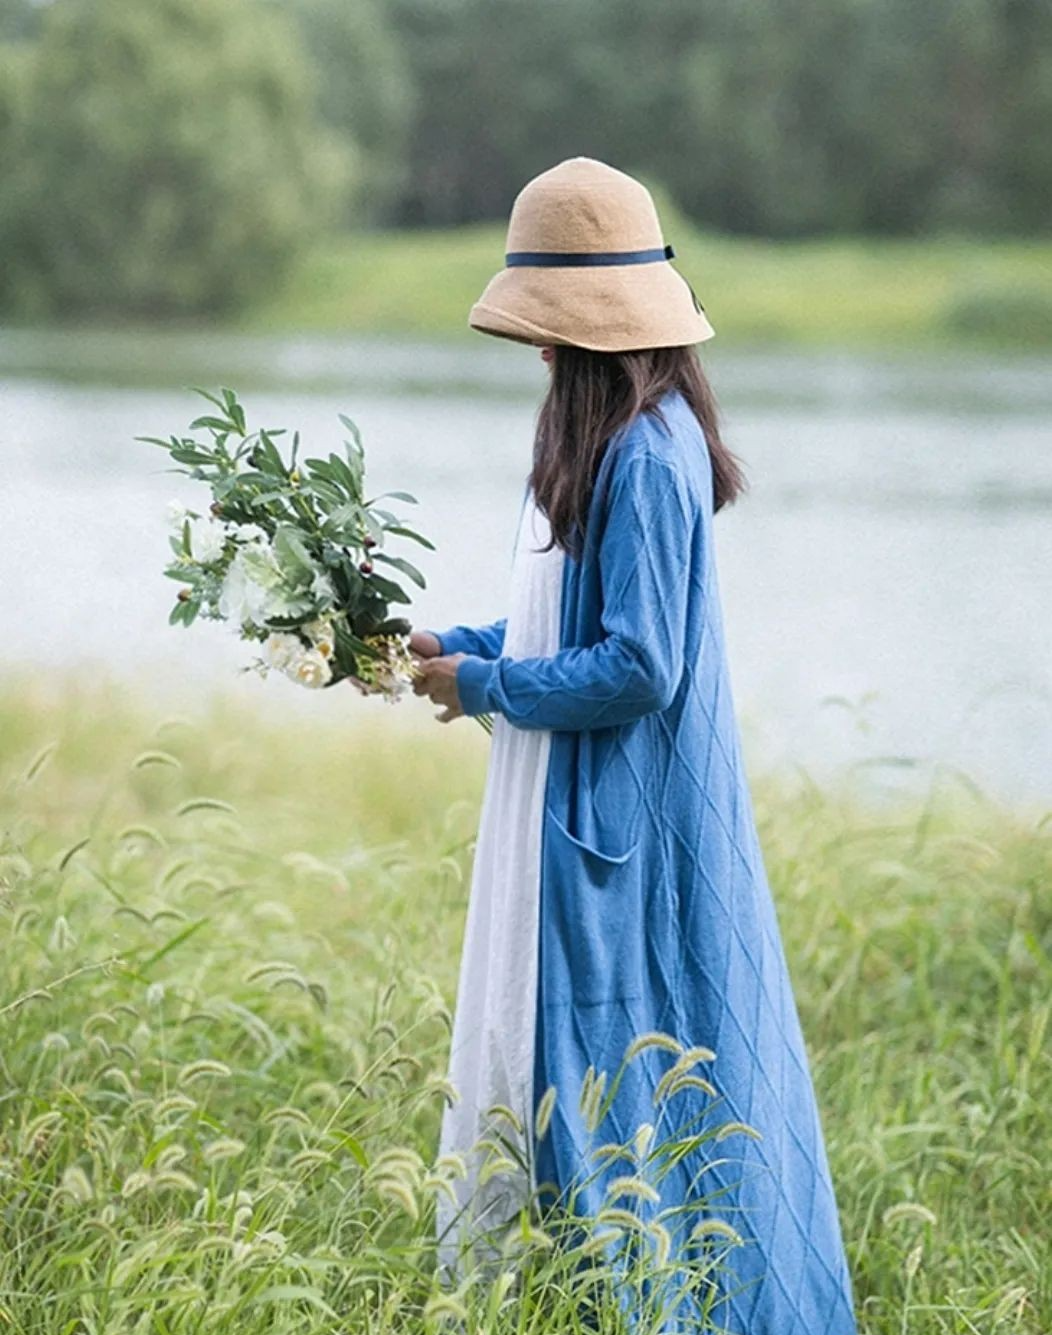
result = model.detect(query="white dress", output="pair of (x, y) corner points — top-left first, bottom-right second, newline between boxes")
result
(436, 493), (565, 1278)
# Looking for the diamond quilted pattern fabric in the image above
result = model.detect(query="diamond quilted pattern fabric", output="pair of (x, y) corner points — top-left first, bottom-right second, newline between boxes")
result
(452, 389), (857, 1334)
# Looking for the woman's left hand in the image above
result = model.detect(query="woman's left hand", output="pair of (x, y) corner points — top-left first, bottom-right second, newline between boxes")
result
(413, 652), (467, 723)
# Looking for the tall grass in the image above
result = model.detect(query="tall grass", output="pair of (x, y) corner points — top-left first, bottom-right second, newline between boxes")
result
(1, 680), (1049, 1332)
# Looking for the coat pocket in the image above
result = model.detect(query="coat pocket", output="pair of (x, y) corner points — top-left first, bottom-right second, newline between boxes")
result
(546, 808), (640, 872)
(543, 807), (643, 1003)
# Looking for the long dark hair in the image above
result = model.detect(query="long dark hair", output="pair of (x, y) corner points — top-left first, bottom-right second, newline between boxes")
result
(530, 344), (745, 555)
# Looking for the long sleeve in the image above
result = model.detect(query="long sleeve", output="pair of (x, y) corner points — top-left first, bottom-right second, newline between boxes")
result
(455, 452), (697, 731)
(429, 618), (507, 660)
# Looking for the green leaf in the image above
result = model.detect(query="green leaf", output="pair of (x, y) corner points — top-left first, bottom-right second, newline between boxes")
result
(249, 1286), (337, 1318)
(140, 918), (210, 972)
(386, 525), (436, 551)
(373, 552), (426, 589)
(273, 525), (317, 578)
(338, 624), (377, 657)
(192, 387), (227, 411)
(362, 510), (385, 546)
(251, 431), (288, 477)
(322, 501), (361, 531)
(303, 457), (338, 484)
(308, 478), (348, 509)
(369, 490), (418, 506)
(331, 1130), (369, 1168)
(336, 560), (364, 602)
(329, 450), (362, 500)
(170, 446), (215, 467)
(58, 836), (90, 871)
(221, 388), (246, 434)
(189, 415), (234, 433)
(365, 572), (412, 605)
(338, 413), (363, 449)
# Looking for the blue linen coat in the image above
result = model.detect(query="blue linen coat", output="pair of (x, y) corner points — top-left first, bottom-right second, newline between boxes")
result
(434, 389), (857, 1335)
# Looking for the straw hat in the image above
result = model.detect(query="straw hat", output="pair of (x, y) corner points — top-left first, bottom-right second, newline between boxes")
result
(468, 156), (715, 353)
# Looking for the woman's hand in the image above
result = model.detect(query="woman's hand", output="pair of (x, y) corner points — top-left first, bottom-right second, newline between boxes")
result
(413, 652), (467, 723)
(409, 630), (442, 660)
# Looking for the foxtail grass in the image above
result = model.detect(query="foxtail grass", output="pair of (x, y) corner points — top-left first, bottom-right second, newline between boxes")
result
(0, 679), (1049, 1332)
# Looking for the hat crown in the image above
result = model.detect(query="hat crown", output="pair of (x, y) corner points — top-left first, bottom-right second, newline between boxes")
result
(469, 155), (714, 351)
(505, 156), (665, 255)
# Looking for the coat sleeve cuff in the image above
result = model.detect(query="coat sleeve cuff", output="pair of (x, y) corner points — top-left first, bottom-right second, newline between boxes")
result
(456, 655), (495, 717)
(429, 627), (473, 657)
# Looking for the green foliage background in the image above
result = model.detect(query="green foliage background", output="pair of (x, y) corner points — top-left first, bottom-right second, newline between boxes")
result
(0, 0), (1050, 322)
(0, 0), (347, 318)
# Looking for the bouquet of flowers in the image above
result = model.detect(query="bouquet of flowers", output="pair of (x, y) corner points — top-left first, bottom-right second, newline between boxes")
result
(141, 388), (437, 704)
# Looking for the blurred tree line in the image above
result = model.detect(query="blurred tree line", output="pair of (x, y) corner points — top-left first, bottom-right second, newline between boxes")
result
(0, 0), (347, 316)
(0, 0), (1049, 317)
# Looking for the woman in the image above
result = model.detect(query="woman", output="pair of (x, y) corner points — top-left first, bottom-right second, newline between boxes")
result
(414, 158), (857, 1334)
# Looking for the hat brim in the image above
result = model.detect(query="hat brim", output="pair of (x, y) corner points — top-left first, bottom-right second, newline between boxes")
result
(468, 260), (715, 352)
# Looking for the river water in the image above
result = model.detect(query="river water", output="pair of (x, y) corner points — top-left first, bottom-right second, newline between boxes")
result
(2, 328), (1050, 802)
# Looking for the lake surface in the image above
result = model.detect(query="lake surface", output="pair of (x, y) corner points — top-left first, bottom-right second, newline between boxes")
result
(2, 328), (1050, 803)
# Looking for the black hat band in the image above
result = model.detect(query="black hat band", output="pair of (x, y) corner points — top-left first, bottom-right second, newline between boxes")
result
(505, 244), (675, 268)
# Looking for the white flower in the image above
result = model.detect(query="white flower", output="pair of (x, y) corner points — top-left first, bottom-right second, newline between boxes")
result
(372, 661), (413, 701)
(187, 516), (226, 564)
(302, 618), (335, 659)
(262, 588), (315, 619)
(286, 649), (332, 689)
(231, 522), (267, 544)
(219, 555), (268, 625)
(219, 546), (313, 625)
(264, 632), (303, 671)
(167, 500), (191, 530)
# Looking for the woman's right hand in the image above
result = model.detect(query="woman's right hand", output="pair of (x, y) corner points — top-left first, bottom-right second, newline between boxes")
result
(409, 630), (442, 661)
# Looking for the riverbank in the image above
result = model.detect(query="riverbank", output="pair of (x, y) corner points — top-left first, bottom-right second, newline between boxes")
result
(243, 225), (1052, 350)
(4, 229), (1051, 357)
(1, 683), (1048, 1332)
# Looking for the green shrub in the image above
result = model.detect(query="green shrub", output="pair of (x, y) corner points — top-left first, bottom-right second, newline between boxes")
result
(2, 0), (350, 318)
(941, 282), (1052, 346)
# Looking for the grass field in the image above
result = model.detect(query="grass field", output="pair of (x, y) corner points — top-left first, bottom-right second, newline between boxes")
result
(1, 679), (1049, 1332)
(244, 223), (1052, 352)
